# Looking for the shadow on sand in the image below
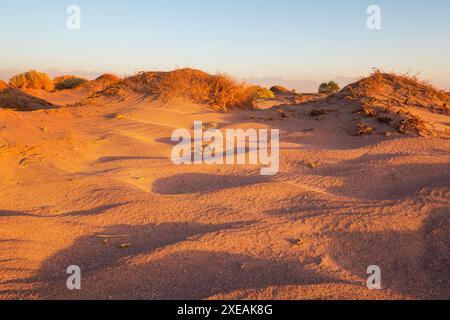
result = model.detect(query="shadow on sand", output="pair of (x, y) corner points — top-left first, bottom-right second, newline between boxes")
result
(26, 220), (345, 299)
(328, 208), (449, 299)
(0, 203), (130, 218)
(152, 173), (272, 195)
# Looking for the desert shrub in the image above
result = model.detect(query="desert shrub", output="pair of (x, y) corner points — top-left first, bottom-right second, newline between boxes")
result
(318, 81), (340, 94)
(270, 85), (292, 95)
(54, 75), (87, 90)
(339, 69), (445, 107)
(9, 70), (54, 91)
(356, 122), (374, 136)
(123, 69), (256, 112)
(361, 103), (377, 117)
(377, 116), (393, 124)
(252, 86), (275, 99)
(207, 74), (257, 111)
(397, 116), (430, 135)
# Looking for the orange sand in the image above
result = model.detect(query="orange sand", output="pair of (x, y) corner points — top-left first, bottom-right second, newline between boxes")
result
(0, 73), (449, 300)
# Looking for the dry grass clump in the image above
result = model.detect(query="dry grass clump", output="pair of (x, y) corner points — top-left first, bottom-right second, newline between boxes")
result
(442, 102), (449, 115)
(9, 70), (54, 91)
(325, 69), (450, 137)
(54, 75), (87, 91)
(360, 103), (377, 117)
(122, 68), (257, 111)
(337, 69), (448, 114)
(377, 116), (393, 124)
(355, 122), (374, 136)
(396, 116), (430, 135)
(251, 86), (275, 99)
(270, 85), (294, 96)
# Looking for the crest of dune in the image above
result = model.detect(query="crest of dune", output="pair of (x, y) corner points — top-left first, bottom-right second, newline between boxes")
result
(79, 68), (257, 112)
(0, 67), (449, 300)
(320, 70), (450, 136)
(0, 86), (54, 111)
(0, 80), (8, 92)
(80, 73), (121, 92)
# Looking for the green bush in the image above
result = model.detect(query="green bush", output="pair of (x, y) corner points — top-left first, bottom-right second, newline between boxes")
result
(318, 81), (340, 94)
(253, 86), (275, 99)
(54, 75), (87, 90)
(9, 70), (54, 91)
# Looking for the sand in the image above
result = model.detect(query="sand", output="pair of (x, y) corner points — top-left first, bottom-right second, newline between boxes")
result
(0, 74), (449, 300)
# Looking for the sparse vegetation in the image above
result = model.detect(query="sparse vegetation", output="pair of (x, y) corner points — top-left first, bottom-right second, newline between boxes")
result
(325, 69), (450, 136)
(397, 116), (429, 135)
(360, 104), (377, 117)
(270, 85), (294, 96)
(318, 81), (340, 94)
(356, 122), (374, 136)
(310, 109), (330, 117)
(113, 113), (125, 120)
(54, 75), (87, 90)
(442, 102), (449, 115)
(9, 70), (54, 91)
(252, 86), (275, 99)
(377, 116), (393, 124)
(338, 69), (447, 112)
(119, 69), (257, 112)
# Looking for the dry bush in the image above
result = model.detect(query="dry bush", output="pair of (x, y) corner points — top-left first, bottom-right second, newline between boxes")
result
(207, 75), (257, 111)
(123, 69), (256, 111)
(270, 85), (294, 96)
(54, 75), (87, 90)
(397, 116), (430, 135)
(356, 122), (374, 136)
(9, 70), (54, 91)
(251, 86), (275, 99)
(360, 103), (377, 117)
(327, 69), (450, 137)
(338, 69), (447, 112)
(443, 103), (449, 115)
(377, 116), (393, 124)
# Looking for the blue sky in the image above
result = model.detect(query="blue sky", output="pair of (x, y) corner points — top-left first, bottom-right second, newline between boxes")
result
(1, 0), (449, 90)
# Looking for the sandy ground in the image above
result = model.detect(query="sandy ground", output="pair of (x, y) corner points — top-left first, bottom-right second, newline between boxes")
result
(0, 89), (449, 300)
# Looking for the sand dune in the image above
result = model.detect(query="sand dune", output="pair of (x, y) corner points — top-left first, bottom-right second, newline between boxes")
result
(0, 86), (54, 111)
(0, 70), (449, 300)
(24, 73), (121, 107)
